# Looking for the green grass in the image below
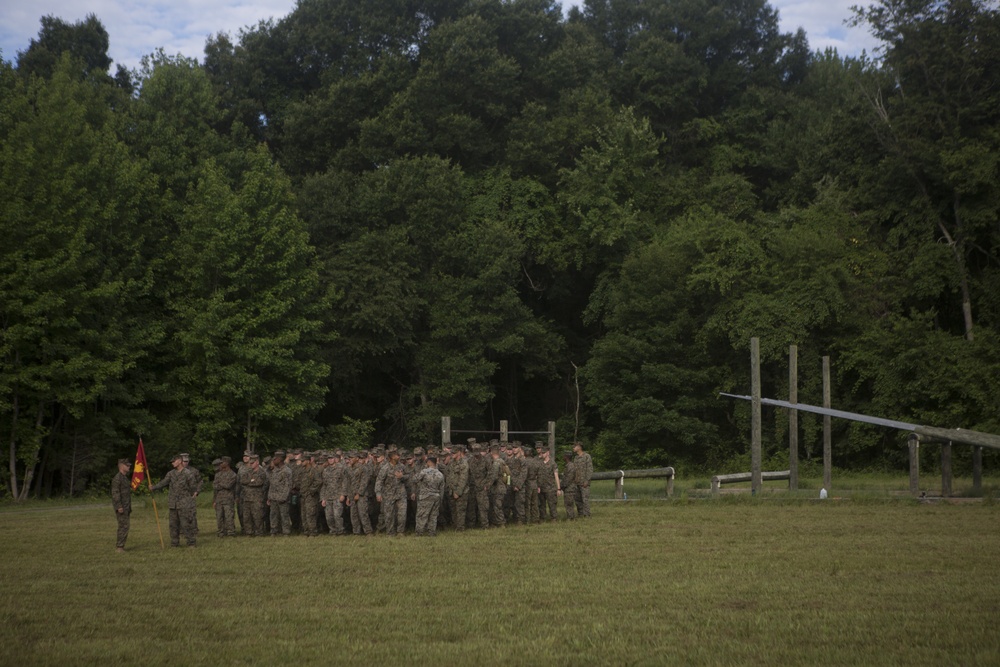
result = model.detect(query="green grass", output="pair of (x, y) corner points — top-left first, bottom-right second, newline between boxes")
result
(1, 496), (999, 666)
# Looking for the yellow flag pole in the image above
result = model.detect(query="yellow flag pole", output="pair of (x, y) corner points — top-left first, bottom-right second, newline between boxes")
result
(141, 442), (165, 550)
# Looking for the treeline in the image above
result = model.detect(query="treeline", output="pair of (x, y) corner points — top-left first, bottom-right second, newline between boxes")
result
(2, 0), (999, 498)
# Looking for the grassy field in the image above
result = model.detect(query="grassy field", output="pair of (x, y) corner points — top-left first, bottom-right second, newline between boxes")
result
(1, 491), (998, 666)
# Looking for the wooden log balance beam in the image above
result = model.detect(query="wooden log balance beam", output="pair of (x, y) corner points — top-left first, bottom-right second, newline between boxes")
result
(711, 470), (791, 495)
(591, 467), (676, 499)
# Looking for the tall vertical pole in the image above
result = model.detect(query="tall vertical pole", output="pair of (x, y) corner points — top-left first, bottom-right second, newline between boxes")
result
(822, 355), (832, 493)
(441, 416), (451, 448)
(500, 420), (509, 443)
(751, 337), (762, 496)
(941, 442), (952, 497)
(548, 420), (556, 459)
(973, 446), (983, 494)
(789, 344), (799, 492)
(908, 434), (920, 497)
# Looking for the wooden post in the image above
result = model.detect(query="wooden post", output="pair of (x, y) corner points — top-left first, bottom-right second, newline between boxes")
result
(973, 446), (983, 494)
(666, 470), (675, 498)
(822, 355), (832, 493)
(789, 344), (799, 492)
(500, 420), (508, 443)
(441, 416), (451, 447)
(548, 421), (556, 459)
(908, 434), (920, 497)
(941, 441), (952, 497)
(615, 472), (624, 500)
(751, 337), (762, 496)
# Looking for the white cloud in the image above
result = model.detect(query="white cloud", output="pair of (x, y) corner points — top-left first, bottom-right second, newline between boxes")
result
(1, 0), (880, 72)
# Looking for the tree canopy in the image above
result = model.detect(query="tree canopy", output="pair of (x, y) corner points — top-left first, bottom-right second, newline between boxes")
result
(3, 0), (999, 498)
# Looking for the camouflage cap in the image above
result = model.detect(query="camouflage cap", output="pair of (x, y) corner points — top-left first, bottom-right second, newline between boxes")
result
(220, 456), (232, 465)
(118, 458), (131, 467)
(273, 450), (286, 458)
(326, 451), (337, 459)
(212, 458), (223, 466)
(466, 437), (477, 444)
(243, 450), (253, 457)
(413, 447), (424, 456)
(170, 453), (183, 462)
(248, 452), (260, 461)
(180, 453), (191, 461)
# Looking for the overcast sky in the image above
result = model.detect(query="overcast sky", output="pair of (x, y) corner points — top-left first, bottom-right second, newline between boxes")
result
(0, 0), (879, 72)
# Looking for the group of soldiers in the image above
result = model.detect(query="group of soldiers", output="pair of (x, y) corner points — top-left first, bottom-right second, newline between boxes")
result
(212, 438), (593, 542)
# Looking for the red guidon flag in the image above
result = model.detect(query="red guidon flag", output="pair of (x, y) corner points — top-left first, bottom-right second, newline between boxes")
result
(131, 439), (149, 491)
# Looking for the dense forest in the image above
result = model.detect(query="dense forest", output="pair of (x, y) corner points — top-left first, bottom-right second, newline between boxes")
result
(2, 0), (999, 498)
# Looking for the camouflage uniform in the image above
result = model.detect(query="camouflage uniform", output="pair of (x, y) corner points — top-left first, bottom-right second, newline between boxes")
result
(299, 461), (322, 536)
(268, 461), (293, 535)
(212, 465), (238, 536)
(238, 460), (264, 535)
(486, 454), (507, 527)
(111, 467), (131, 549)
(561, 456), (579, 520)
(350, 457), (374, 535)
(508, 453), (527, 524)
(469, 449), (490, 528)
(414, 464), (445, 536)
(290, 458), (305, 533)
(382, 460), (409, 536)
(321, 457), (349, 535)
(575, 449), (594, 517)
(449, 452), (469, 531)
(537, 455), (559, 521)
(524, 453), (541, 524)
(150, 463), (198, 546)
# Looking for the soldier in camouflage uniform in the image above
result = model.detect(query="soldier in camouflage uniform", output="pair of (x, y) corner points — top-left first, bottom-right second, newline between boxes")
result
(469, 443), (491, 529)
(537, 448), (561, 521)
(299, 455), (323, 537)
(289, 452), (305, 534)
(150, 454), (199, 547)
(561, 451), (579, 520)
(449, 446), (469, 530)
(180, 453), (203, 533)
(238, 453), (267, 536)
(321, 452), (349, 535)
(111, 458), (132, 552)
(414, 456), (445, 536)
(487, 446), (507, 527)
(573, 441), (594, 517)
(236, 450), (251, 534)
(350, 450), (374, 535)
(508, 445), (527, 525)
(212, 457), (238, 537)
(380, 450), (409, 536)
(524, 445), (541, 524)
(438, 448), (452, 532)
(268, 452), (293, 536)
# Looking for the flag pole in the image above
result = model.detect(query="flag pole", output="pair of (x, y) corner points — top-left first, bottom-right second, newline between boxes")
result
(134, 438), (165, 550)
(147, 476), (165, 550)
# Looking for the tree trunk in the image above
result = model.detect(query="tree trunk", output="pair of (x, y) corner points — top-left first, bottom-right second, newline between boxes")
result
(8, 388), (19, 500)
(17, 401), (45, 502)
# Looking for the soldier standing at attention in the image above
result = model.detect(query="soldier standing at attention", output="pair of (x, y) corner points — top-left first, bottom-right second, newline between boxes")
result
(381, 449), (409, 536)
(525, 445), (542, 524)
(299, 454), (322, 537)
(267, 452), (293, 536)
(573, 441), (594, 517)
(111, 458), (132, 553)
(236, 450), (251, 534)
(449, 445), (469, 531)
(321, 452), (348, 535)
(537, 447), (561, 522)
(350, 450), (375, 535)
(151, 454), (199, 547)
(212, 457), (238, 537)
(508, 445), (527, 525)
(414, 456), (445, 536)
(180, 453), (203, 533)
(561, 451), (579, 520)
(487, 445), (507, 527)
(469, 443), (490, 528)
(239, 453), (266, 536)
